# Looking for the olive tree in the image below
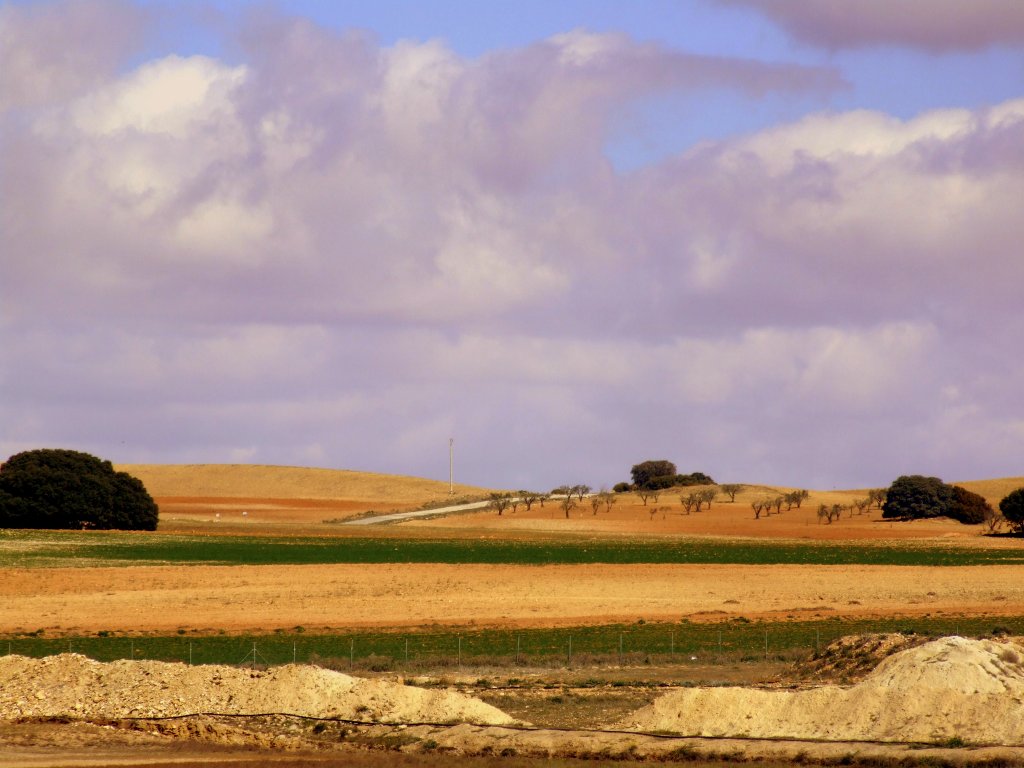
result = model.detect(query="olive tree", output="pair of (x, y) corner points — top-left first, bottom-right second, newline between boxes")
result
(719, 483), (742, 502)
(999, 488), (1024, 534)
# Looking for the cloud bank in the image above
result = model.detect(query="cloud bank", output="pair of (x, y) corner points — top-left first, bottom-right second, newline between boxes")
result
(2, 1), (1022, 489)
(718, 0), (1024, 52)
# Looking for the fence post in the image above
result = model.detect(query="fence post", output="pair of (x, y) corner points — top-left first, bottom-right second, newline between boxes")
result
(189, 642), (192, 666)
(350, 638), (354, 668)
(516, 635), (521, 665)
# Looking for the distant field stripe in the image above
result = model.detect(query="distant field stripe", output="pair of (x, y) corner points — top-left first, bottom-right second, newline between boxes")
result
(2, 530), (1023, 567)
(5, 616), (1023, 667)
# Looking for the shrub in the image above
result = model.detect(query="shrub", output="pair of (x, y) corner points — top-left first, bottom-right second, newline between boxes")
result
(612, 482), (632, 493)
(0, 449), (158, 530)
(947, 485), (993, 525)
(999, 488), (1024, 533)
(676, 472), (715, 486)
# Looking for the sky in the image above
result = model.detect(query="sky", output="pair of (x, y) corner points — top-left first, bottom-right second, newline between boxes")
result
(2, 0), (1023, 492)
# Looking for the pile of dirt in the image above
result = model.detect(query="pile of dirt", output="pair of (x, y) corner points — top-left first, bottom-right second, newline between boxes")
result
(801, 632), (930, 683)
(619, 636), (1024, 745)
(0, 654), (515, 726)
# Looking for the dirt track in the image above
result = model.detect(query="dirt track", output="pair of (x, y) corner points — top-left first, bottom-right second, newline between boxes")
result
(2, 562), (1022, 634)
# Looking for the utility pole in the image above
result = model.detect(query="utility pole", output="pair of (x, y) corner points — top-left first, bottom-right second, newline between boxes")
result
(449, 438), (454, 495)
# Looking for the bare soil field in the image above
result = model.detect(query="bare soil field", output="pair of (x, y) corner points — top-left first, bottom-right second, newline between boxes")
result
(120, 463), (492, 529)
(3, 561), (1023, 635)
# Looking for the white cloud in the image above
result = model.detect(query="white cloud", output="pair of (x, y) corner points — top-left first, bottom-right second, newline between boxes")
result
(71, 55), (246, 137)
(2, 7), (1022, 488)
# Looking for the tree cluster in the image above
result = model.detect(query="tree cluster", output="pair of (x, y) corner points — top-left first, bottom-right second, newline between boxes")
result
(881, 475), (993, 525)
(0, 449), (158, 530)
(625, 460), (715, 491)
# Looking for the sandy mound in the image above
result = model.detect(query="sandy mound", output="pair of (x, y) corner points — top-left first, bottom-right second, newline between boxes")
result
(801, 633), (931, 683)
(620, 636), (1024, 745)
(0, 654), (515, 726)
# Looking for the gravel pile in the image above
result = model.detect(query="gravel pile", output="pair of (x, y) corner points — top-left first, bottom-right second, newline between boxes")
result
(620, 636), (1024, 744)
(0, 653), (516, 725)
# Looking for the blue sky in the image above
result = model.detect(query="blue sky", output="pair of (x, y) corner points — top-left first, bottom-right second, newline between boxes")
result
(2, 0), (1024, 490)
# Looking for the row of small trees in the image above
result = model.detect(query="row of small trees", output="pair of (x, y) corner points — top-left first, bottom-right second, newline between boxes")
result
(815, 489), (886, 525)
(489, 487), (619, 519)
(750, 489), (809, 519)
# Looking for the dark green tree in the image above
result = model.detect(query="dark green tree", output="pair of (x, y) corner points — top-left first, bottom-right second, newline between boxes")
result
(0, 449), (158, 530)
(676, 472), (716, 486)
(999, 488), (1024, 534)
(630, 460), (677, 489)
(881, 475), (952, 520)
(947, 485), (993, 525)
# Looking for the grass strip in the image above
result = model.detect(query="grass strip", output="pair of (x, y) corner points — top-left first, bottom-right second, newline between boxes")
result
(2, 530), (1023, 567)
(5, 616), (1021, 668)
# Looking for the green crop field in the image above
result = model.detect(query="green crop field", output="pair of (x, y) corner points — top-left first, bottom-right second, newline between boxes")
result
(4, 616), (1021, 669)
(2, 529), (1022, 568)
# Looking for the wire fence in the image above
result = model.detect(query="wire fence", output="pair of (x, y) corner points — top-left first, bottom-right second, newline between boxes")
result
(4, 616), (1020, 671)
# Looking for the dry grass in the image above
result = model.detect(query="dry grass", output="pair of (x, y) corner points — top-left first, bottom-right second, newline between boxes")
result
(118, 464), (492, 504)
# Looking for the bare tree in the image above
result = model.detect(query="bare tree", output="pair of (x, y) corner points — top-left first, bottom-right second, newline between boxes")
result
(984, 506), (1006, 534)
(601, 490), (617, 514)
(752, 499), (765, 519)
(650, 505), (670, 521)
(637, 489), (660, 506)
(770, 496), (785, 515)
(818, 503), (843, 524)
(573, 484), (592, 502)
(590, 495), (602, 515)
(698, 488), (717, 510)
(559, 495), (576, 518)
(870, 488), (887, 509)
(854, 497), (872, 515)
(791, 489), (809, 509)
(489, 492), (511, 516)
(719, 483), (742, 502)
(680, 493), (696, 515)
(520, 491), (541, 511)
